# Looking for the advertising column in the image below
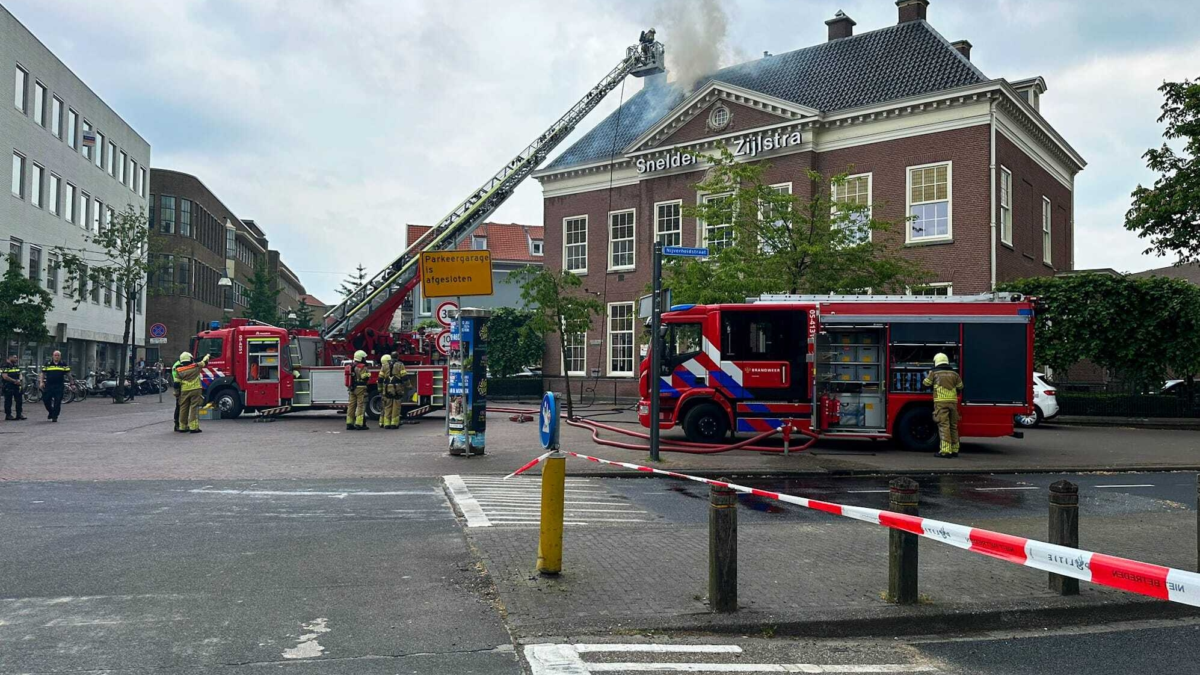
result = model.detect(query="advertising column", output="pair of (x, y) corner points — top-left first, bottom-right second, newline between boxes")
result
(447, 308), (490, 456)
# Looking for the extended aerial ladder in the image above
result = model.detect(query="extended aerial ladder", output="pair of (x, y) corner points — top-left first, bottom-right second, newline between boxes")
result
(319, 30), (666, 361)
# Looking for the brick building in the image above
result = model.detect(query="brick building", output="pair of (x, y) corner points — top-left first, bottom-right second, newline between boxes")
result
(146, 169), (309, 361)
(533, 0), (1085, 398)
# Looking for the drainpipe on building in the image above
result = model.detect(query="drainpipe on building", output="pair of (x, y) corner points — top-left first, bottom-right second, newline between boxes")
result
(989, 97), (998, 293)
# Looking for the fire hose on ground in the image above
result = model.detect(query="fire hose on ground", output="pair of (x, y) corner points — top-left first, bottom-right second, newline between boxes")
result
(488, 405), (820, 455)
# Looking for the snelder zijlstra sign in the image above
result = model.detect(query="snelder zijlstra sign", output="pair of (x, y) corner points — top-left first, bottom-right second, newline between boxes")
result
(419, 251), (494, 298)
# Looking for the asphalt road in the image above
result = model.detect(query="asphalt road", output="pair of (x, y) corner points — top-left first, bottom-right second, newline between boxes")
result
(0, 478), (520, 674)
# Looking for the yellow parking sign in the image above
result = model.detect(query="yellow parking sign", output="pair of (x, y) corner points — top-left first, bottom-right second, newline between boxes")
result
(420, 251), (494, 298)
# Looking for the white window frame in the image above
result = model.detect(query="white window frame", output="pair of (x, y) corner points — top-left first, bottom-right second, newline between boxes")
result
(51, 96), (63, 139)
(14, 65), (27, 113)
(561, 331), (587, 376)
(654, 199), (682, 248)
(908, 282), (953, 296)
(48, 173), (59, 216)
(698, 191), (735, 253)
(831, 174), (871, 240)
(138, 167), (146, 197)
(530, 239), (544, 257)
(607, 208), (636, 272)
(760, 182), (794, 252)
(11, 152), (25, 199)
(905, 161), (953, 244)
(33, 80), (46, 127)
(606, 302), (635, 377)
(1000, 166), (1013, 246)
(67, 109), (78, 149)
(30, 162), (43, 208)
(1042, 196), (1052, 265)
(562, 215), (588, 274)
(63, 182), (75, 223)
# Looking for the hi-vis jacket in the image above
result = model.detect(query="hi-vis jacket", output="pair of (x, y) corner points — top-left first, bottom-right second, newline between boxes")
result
(923, 365), (963, 403)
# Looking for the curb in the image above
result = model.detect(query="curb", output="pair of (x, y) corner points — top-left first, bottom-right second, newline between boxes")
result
(510, 595), (1200, 640)
(557, 465), (1200, 479)
(1054, 417), (1200, 431)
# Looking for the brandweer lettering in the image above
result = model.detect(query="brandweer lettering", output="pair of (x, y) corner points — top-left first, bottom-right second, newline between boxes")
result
(636, 130), (805, 174)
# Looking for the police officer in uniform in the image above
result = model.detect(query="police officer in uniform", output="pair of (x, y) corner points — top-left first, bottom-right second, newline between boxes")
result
(175, 351), (209, 433)
(346, 350), (371, 430)
(3, 354), (26, 421)
(923, 352), (963, 458)
(39, 351), (70, 422)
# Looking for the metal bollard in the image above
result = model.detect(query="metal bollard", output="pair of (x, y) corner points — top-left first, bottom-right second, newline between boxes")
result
(1048, 480), (1080, 595)
(888, 477), (920, 605)
(709, 482), (738, 612)
(536, 451), (567, 575)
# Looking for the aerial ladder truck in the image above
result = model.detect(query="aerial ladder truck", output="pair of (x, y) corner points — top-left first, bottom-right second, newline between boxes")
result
(191, 31), (666, 420)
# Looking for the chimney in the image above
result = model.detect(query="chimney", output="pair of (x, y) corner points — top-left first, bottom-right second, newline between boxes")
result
(825, 10), (856, 41)
(896, 0), (929, 23)
(951, 39), (972, 60)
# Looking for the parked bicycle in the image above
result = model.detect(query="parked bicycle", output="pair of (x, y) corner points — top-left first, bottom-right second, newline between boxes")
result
(21, 367), (40, 404)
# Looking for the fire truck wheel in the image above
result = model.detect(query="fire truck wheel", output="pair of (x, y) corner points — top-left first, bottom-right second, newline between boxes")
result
(683, 402), (729, 444)
(366, 392), (383, 421)
(895, 406), (938, 452)
(213, 388), (243, 419)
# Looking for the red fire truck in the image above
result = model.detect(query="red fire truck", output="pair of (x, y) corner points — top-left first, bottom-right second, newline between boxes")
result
(637, 294), (1035, 451)
(191, 319), (446, 420)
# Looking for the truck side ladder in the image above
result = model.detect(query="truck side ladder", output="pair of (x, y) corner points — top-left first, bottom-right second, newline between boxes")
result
(320, 32), (665, 342)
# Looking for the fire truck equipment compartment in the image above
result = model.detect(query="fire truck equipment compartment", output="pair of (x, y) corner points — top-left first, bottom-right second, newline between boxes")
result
(963, 323), (1029, 404)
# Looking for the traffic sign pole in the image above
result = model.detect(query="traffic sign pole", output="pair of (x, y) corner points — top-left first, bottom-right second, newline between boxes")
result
(649, 242), (663, 463)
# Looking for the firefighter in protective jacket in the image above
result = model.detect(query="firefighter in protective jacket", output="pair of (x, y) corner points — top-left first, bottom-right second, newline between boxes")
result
(175, 351), (210, 433)
(378, 354), (397, 429)
(346, 350), (371, 430)
(923, 352), (963, 457)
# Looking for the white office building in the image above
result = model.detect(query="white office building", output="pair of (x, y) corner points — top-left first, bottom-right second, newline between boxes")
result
(2, 4), (151, 372)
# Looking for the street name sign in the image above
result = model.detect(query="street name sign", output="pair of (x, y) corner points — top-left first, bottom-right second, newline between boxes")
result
(663, 246), (709, 258)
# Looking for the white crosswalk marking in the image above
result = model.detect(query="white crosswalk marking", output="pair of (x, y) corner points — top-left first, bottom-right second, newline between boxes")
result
(525, 644), (939, 674)
(444, 476), (652, 528)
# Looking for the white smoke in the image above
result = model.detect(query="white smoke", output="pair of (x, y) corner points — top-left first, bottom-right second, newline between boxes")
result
(652, 0), (737, 93)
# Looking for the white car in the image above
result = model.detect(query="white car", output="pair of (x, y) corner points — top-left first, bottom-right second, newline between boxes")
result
(1015, 372), (1059, 428)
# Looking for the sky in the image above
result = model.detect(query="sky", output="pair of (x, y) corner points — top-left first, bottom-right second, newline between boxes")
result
(7, 0), (1198, 302)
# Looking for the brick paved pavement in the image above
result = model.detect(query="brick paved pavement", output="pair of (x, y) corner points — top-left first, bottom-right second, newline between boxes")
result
(469, 508), (1198, 637)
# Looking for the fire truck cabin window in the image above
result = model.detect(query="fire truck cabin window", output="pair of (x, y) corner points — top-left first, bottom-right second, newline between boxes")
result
(721, 312), (790, 360)
(197, 337), (223, 359)
(668, 323), (702, 358)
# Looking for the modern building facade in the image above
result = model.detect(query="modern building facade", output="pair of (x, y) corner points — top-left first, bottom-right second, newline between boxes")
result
(2, 4), (151, 371)
(534, 0), (1085, 398)
(146, 169), (309, 362)
(399, 222), (544, 329)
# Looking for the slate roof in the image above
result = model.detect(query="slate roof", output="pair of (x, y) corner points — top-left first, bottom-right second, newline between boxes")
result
(1131, 262), (1200, 286)
(545, 19), (986, 172)
(406, 222), (545, 264)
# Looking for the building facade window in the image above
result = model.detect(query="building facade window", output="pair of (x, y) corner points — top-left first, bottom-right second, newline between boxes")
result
(1042, 196), (1052, 264)
(831, 174), (869, 225)
(563, 215), (587, 273)
(655, 201), (681, 248)
(81, 120), (92, 160)
(1000, 167), (1013, 246)
(128, 160), (136, 189)
(910, 282), (952, 297)
(180, 199), (192, 237)
(608, 209), (635, 270)
(103, 272), (112, 306)
(762, 183), (794, 251)
(607, 302), (635, 376)
(160, 195), (176, 234)
(177, 257), (192, 296)
(563, 332), (586, 376)
(118, 151), (127, 184)
(79, 191), (89, 231)
(67, 109), (78, 148)
(47, 253), (59, 293)
(28, 246), (41, 286)
(471, 235), (487, 250)
(47, 173), (59, 215)
(33, 82), (46, 126)
(700, 193), (734, 252)
(531, 239), (544, 256)
(907, 162), (951, 242)
(106, 141), (116, 175)
(30, 162), (43, 208)
(90, 266), (100, 303)
(63, 182), (75, 223)
(138, 167), (146, 197)
(13, 65), (27, 112)
(105, 207), (114, 235)
(50, 96), (62, 138)
(116, 280), (123, 308)
(92, 197), (101, 234)
(10, 152), (24, 198)
(226, 227), (236, 259)
(9, 238), (22, 269)
(76, 262), (87, 300)
(93, 130), (104, 167)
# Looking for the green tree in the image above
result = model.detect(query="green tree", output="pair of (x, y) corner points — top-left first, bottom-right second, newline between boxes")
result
(242, 264), (280, 325)
(415, 318), (442, 332)
(999, 273), (1200, 390)
(662, 147), (925, 303)
(0, 254), (54, 354)
(293, 300), (315, 329)
(486, 307), (546, 378)
(1125, 78), (1200, 261)
(338, 263), (368, 298)
(512, 265), (601, 418)
(57, 206), (160, 403)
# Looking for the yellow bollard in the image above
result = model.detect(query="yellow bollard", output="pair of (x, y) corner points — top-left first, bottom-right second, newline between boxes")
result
(536, 451), (566, 575)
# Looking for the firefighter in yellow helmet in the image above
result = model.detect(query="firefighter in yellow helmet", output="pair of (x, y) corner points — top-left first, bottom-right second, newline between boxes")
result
(175, 351), (210, 433)
(378, 354), (396, 429)
(391, 352), (410, 427)
(346, 350), (371, 430)
(923, 352), (963, 457)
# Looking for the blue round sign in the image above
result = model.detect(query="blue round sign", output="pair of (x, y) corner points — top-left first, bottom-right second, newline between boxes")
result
(539, 391), (560, 450)
(150, 323), (167, 339)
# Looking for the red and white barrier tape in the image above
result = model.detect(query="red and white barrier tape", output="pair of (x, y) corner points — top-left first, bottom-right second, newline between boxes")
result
(508, 450), (1200, 608)
(504, 451), (553, 480)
